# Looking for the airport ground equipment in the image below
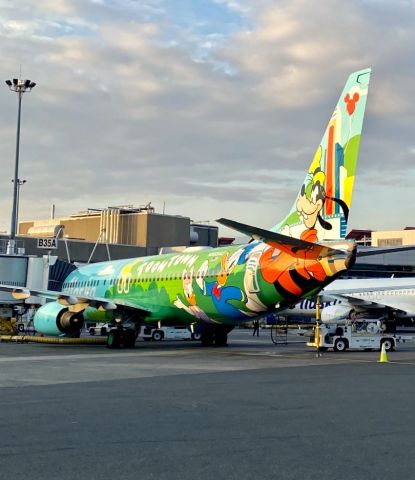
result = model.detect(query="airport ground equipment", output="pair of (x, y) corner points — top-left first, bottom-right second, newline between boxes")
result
(307, 320), (414, 352)
(89, 323), (111, 336)
(141, 325), (201, 341)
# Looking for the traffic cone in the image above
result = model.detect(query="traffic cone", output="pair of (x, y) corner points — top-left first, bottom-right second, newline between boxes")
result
(379, 343), (388, 363)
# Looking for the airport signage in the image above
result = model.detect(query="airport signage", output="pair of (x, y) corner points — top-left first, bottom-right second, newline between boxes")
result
(37, 237), (58, 250)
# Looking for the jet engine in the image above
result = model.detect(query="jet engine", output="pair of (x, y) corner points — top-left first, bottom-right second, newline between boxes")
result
(320, 304), (354, 323)
(34, 302), (84, 336)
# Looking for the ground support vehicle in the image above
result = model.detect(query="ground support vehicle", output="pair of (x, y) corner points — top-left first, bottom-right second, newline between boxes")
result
(141, 325), (201, 342)
(307, 320), (414, 352)
(89, 323), (111, 336)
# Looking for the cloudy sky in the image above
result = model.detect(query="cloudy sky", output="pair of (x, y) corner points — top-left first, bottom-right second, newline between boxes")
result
(0, 0), (414, 238)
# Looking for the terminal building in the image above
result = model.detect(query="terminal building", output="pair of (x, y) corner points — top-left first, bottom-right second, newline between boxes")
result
(9, 204), (219, 263)
(344, 228), (415, 277)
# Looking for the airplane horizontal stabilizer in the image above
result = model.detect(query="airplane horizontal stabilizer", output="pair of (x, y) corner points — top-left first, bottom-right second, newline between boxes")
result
(217, 218), (342, 258)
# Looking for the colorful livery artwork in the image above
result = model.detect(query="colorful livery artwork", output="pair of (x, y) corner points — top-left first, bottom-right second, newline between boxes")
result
(3, 69), (372, 347)
(273, 69), (370, 241)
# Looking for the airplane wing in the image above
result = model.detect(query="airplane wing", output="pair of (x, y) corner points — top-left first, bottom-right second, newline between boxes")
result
(0, 285), (153, 314)
(356, 246), (415, 257)
(322, 279), (415, 314)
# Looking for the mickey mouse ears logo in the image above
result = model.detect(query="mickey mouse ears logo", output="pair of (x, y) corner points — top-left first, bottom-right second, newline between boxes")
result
(344, 92), (360, 115)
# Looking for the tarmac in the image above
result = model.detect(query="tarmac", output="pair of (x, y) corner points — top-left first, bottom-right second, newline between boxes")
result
(1, 329), (415, 480)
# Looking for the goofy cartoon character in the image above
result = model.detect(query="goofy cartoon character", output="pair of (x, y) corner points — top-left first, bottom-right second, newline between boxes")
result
(296, 145), (349, 241)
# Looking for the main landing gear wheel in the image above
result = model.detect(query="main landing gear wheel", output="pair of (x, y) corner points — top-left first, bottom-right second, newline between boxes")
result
(107, 331), (122, 349)
(123, 330), (137, 348)
(334, 338), (347, 352)
(200, 326), (231, 347)
(200, 329), (214, 346)
(214, 328), (228, 347)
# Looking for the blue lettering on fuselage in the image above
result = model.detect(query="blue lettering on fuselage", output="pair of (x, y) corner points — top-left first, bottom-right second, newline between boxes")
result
(298, 298), (341, 310)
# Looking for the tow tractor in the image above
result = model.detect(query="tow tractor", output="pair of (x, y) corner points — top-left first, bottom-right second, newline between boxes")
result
(307, 319), (413, 352)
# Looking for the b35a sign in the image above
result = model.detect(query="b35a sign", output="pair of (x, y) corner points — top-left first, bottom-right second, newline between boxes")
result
(37, 237), (58, 249)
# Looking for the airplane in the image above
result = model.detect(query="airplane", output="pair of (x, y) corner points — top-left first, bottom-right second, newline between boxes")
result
(280, 277), (415, 326)
(1, 68), (380, 348)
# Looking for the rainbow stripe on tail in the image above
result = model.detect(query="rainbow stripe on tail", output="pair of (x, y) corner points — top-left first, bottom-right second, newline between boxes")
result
(272, 68), (371, 242)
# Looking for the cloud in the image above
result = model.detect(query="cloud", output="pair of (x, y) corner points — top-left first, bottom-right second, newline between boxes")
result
(0, 0), (414, 236)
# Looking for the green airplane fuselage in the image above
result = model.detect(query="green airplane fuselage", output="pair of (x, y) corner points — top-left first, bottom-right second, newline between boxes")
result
(63, 240), (355, 326)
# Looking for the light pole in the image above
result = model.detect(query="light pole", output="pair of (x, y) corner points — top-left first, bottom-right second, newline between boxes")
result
(5, 78), (36, 254)
(12, 178), (26, 231)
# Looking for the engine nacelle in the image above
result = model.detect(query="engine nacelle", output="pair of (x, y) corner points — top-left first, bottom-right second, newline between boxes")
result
(321, 305), (354, 323)
(34, 302), (84, 336)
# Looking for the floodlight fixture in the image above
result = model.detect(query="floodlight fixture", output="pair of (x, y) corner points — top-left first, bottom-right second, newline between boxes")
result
(4, 76), (36, 254)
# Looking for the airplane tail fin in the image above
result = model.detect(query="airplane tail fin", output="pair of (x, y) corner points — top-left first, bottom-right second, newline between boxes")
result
(272, 68), (371, 242)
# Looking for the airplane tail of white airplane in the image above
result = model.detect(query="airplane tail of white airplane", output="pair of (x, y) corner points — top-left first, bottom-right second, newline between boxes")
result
(271, 68), (371, 242)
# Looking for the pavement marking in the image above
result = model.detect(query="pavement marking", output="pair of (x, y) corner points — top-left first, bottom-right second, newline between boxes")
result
(0, 350), (198, 363)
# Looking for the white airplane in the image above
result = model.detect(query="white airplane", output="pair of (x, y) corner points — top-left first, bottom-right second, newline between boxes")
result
(284, 277), (415, 325)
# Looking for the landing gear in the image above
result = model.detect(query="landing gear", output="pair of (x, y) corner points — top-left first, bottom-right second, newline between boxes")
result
(123, 329), (137, 348)
(214, 327), (228, 347)
(106, 324), (139, 349)
(200, 325), (233, 347)
(201, 328), (214, 346)
(107, 330), (122, 349)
